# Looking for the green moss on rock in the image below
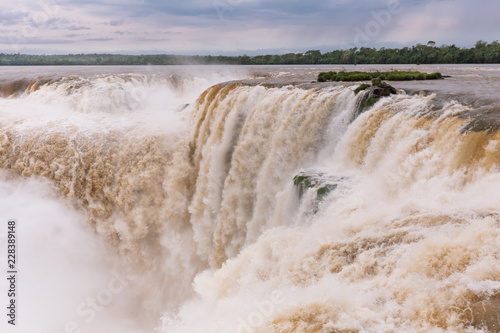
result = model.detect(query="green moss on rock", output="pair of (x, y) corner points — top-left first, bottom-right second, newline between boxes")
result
(293, 170), (349, 204)
(365, 97), (380, 107)
(354, 83), (370, 95)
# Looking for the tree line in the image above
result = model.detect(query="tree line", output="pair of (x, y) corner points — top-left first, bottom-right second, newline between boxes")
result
(0, 41), (499, 66)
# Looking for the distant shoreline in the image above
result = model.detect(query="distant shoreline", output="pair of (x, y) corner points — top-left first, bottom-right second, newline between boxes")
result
(1, 41), (499, 66)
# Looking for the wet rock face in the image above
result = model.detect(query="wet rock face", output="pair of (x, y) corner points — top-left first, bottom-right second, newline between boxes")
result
(293, 169), (349, 203)
(367, 81), (398, 98)
(353, 81), (399, 118)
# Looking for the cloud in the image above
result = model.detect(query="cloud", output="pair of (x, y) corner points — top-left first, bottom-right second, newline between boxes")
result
(0, 0), (497, 54)
(109, 20), (124, 26)
(0, 10), (30, 25)
(140, 0), (226, 17)
(67, 25), (91, 30)
(85, 37), (115, 41)
(0, 36), (73, 44)
(41, 17), (70, 28)
(134, 36), (168, 42)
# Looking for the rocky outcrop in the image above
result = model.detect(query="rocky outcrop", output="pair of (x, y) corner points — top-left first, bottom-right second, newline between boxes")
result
(367, 81), (398, 98)
(353, 81), (398, 119)
(293, 169), (349, 209)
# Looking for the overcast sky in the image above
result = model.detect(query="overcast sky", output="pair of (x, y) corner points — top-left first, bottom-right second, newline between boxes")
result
(0, 0), (498, 55)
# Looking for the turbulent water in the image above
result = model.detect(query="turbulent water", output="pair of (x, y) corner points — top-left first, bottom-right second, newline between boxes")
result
(1, 65), (500, 333)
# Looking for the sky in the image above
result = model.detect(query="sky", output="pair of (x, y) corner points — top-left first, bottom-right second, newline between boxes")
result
(0, 0), (498, 55)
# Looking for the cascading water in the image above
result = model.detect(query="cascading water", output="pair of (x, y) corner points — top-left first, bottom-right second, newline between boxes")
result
(1, 66), (500, 333)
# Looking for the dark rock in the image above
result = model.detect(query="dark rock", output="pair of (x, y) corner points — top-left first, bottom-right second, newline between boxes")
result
(177, 103), (189, 111)
(367, 81), (397, 99)
(293, 169), (349, 202)
(352, 81), (398, 120)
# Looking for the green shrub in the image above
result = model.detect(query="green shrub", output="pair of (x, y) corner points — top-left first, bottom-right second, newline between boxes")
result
(426, 72), (442, 79)
(371, 77), (382, 85)
(387, 73), (400, 81)
(317, 70), (445, 82)
(324, 71), (336, 80)
(354, 83), (370, 94)
(343, 73), (373, 81)
(416, 73), (426, 80)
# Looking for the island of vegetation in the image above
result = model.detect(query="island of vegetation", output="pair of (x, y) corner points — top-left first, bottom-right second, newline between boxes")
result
(317, 70), (443, 82)
(0, 40), (498, 66)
